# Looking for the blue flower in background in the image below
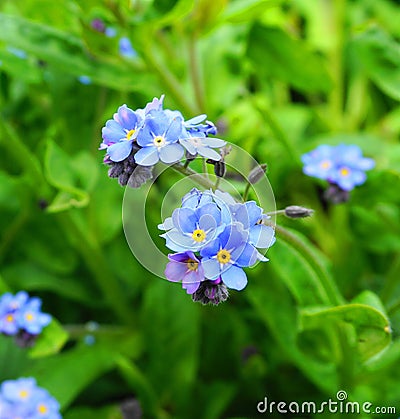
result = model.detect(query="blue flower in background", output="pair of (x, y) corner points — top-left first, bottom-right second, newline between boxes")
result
(200, 224), (259, 290)
(301, 144), (337, 181)
(301, 144), (375, 191)
(77, 75), (91, 85)
(119, 37), (138, 58)
(16, 298), (52, 335)
(0, 292), (52, 341)
(0, 377), (61, 419)
(101, 105), (142, 162)
(329, 144), (375, 191)
(0, 291), (29, 335)
(134, 111), (185, 166)
(165, 251), (205, 294)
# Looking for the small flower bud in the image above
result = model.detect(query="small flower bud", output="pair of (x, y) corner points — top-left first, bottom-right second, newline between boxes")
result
(323, 183), (349, 204)
(192, 279), (229, 305)
(284, 205), (314, 219)
(214, 161), (226, 178)
(248, 164), (267, 184)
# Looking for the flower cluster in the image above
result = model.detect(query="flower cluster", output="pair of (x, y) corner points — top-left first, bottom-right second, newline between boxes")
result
(0, 377), (61, 419)
(159, 188), (275, 305)
(99, 95), (225, 187)
(301, 144), (375, 194)
(0, 292), (52, 347)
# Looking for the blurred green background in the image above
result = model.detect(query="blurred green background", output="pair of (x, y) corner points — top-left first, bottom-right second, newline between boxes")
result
(1, 0), (400, 418)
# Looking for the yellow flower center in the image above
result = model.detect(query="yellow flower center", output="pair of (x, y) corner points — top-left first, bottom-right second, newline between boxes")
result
(153, 135), (166, 147)
(217, 249), (231, 264)
(192, 229), (206, 242)
(19, 390), (29, 399)
(320, 160), (332, 170)
(126, 129), (136, 140)
(25, 313), (34, 322)
(38, 404), (48, 414)
(6, 314), (14, 322)
(340, 167), (350, 177)
(186, 259), (199, 271)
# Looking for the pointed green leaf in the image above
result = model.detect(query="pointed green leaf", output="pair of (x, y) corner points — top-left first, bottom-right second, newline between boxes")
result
(28, 319), (68, 358)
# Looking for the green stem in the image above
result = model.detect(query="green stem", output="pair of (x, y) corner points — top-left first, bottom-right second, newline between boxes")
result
(57, 212), (133, 326)
(327, 0), (346, 130)
(0, 206), (30, 265)
(381, 255), (400, 304)
(242, 182), (251, 202)
(172, 163), (216, 189)
(142, 42), (198, 116)
(0, 116), (50, 196)
(116, 356), (168, 419)
(273, 224), (344, 306)
(252, 97), (299, 164)
(189, 32), (206, 112)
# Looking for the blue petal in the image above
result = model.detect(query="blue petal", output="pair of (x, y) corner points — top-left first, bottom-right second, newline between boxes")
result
(196, 145), (221, 160)
(232, 243), (259, 267)
(198, 214), (217, 233)
(102, 120), (126, 142)
(200, 238), (220, 258)
(185, 114), (207, 125)
(197, 203), (221, 226)
(163, 230), (196, 252)
(134, 147), (159, 166)
(249, 225), (275, 248)
(179, 138), (197, 155)
(202, 258), (221, 280)
(116, 105), (138, 130)
(172, 208), (197, 233)
(159, 143), (184, 164)
(158, 217), (174, 230)
(221, 265), (247, 290)
(202, 137), (226, 148)
(107, 141), (133, 162)
(165, 118), (184, 143)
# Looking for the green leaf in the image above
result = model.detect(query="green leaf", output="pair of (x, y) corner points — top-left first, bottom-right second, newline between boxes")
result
(28, 319), (68, 358)
(2, 262), (95, 305)
(301, 304), (391, 361)
(222, 0), (284, 23)
(64, 405), (123, 419)
(0, 13), (154, 91)
(351, 27), (400, 101)
(24, 343), (119, 409)
(141, 280), (200, 409)
(0, 47), (42, 83)
(44, 139), (89, 211)
(247, 275), (339, 394)
(247, 24), (332, 93)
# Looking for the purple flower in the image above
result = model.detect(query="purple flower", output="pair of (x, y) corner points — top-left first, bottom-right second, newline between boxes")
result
(16, 298), (52, 335)
(179, 132), (226, 160)
(165, 252), (205, 294)
(91, 18), (106, 33)
(200, 224), (259, 290)
(100, 105), (142, 162)
(134, 111), (185, 166)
